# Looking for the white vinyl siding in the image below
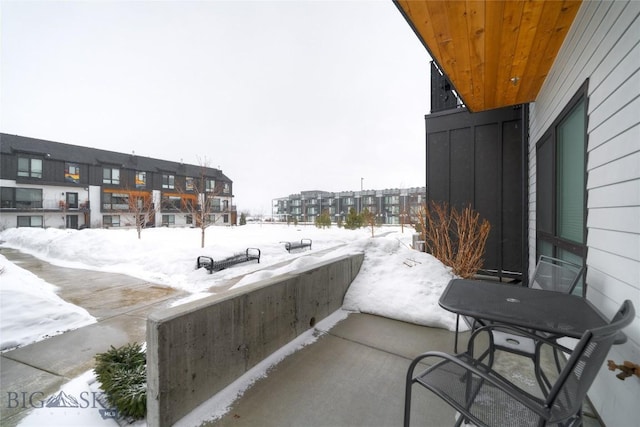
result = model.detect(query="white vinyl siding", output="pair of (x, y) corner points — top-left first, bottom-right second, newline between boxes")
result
(528, 1), (640, 425)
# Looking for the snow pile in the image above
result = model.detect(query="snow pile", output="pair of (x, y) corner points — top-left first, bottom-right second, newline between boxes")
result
(0, 254), (96, 351)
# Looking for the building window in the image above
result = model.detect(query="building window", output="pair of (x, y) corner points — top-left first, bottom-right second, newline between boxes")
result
(385, 195), (399, 204)
(65, 163), (80, 183)
(162, 196), (181, 211)
(536, 82), (587, 294)
(103, 192), (129, 210)
(103, 215), (120, 227)
(66, 192), (79, 209)
(162, 174), (175, 189)
(206, 179), (216, 192)
(17, 216), (43, 227)
(18, 157), (43, 179)
(161, 215), (175, 226)
(1, 187), (13, 208)
(186, 177), (194, 191)
(186, 214), (193, 225)
(3, 188), (44, 209)
(223, 183), (230, 194)
(135, 171), (147, 189)
(103, 167), (120, 185)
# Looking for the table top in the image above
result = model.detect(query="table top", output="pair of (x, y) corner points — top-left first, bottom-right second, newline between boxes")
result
(440, 279), (610, 339)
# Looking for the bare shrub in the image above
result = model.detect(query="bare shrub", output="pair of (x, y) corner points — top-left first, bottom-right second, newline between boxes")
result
(415, 201), (491, 278)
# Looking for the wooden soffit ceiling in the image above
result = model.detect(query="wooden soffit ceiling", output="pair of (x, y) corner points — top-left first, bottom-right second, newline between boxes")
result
(395, 0), (582, 112)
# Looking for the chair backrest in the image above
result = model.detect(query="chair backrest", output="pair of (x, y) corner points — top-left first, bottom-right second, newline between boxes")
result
(545, 300), (635, 423)
(530, 255), (583, 293)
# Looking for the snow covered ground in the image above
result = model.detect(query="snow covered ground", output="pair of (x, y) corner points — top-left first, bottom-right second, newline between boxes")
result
(0, 223), (460, 426)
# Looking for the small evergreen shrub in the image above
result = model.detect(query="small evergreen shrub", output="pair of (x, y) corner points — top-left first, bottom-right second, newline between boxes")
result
(94, 342), (147, 420)
(315, 210), (332, 228)
(344, 208), (364, 229)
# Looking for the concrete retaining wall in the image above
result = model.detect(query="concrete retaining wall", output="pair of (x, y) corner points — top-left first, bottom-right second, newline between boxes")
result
(146, 252), (364, 427)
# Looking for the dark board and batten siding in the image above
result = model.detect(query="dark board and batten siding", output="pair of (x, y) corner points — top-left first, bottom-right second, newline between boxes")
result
(425, 106), (525, 280)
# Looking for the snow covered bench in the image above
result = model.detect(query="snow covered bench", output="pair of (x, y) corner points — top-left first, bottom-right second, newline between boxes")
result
(196, 248), (261, 273)
(283, 238), (312, 253)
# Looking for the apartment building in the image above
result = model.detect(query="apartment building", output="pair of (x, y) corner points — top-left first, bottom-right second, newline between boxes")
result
(0, 134), (235, 229)
(272, 187), (426, 225)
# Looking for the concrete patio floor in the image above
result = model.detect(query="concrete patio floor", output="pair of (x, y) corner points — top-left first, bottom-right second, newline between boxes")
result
(198, 312), (603, 427)
(1, 248), (603, 427)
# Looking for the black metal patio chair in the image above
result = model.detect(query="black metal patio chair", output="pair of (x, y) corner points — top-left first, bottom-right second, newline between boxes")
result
(405, 299), (634, 427)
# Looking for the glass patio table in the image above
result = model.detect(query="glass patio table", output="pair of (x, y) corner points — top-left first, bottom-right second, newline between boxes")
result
(440, 278), (616, 341)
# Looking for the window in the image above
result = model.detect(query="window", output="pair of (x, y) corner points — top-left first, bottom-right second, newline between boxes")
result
(103, 167), (120, 185)
(103, 192), (129, 210)
(162, 196), (181, 211)
(66, 192), (78, 209)
(65, 163), (80, 183)
(18, 157), (43, 179)
(223, 214), (229, 223)
(162, 174), (175, 189)
(162, 215), (175, 226)
(210, 197), (221, 212)
(186, 177), (194, 191)
(186, 214), (193, 225)
(135, 171), (147, 189)
(223, 183), (230, 194)
(17, 216), (43, 227)
(1, 188), (13, 208)
(385, 195), (399, 204)
(536, 82), (587, 294)
(206, 179), (215, 192)
(103, 215), (120, 227)
(3, 188), (44, 209)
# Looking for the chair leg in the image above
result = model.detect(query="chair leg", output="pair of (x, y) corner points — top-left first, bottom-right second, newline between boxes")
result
(404, 369), (414, 426)
(455, 314), (460, 353)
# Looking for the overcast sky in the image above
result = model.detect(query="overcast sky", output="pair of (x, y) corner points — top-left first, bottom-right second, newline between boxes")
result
(1, 0), (431, 215)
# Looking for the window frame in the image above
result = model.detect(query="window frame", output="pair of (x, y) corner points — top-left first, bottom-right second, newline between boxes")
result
(103, 167), (121, 185)
(135, 171), (147, 189)
(102, 192), (129, 210)
(18, 157), (43, 179)
(65, 162), (80, 183)
(535, 80), (589, 291)
(161, 214), (175, 226)
(6, 188), (44, 209)
(162, 174), (175, 190)
(17, 215), (43, 227)
(103, 215), (121, 227)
